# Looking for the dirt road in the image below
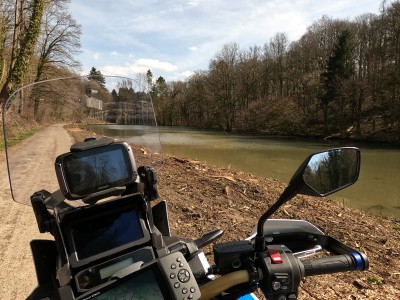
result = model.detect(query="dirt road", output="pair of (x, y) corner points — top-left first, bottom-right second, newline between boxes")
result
(0, 125), (73, 299)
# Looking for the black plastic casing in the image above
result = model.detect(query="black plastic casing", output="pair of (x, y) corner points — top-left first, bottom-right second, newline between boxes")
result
(55, 138), (137, 200)
(59, 193), (151, 269)
(259, 245), (304, 300)
(75, 251), (200, 300)
(213, 241), (254, 275)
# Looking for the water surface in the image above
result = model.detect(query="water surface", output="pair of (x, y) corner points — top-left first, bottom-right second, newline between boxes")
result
(86, 125), (400, 218)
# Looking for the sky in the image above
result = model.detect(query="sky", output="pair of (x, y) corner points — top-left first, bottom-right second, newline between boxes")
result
(69, 0), (385, 82)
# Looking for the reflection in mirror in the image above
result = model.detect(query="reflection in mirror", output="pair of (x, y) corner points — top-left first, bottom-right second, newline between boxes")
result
(303, 148), (359, 195)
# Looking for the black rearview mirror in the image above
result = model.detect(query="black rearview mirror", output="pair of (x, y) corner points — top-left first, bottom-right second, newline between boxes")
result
(256, 147), (360, 251)
(302, 148), (360, 196)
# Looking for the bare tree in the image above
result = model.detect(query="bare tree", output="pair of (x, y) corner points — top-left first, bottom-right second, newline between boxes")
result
(380, 1), (400, 137)
(237, 46), (262, 107)
(135, 72), (148, 92)
(183, 71), (212, 127)
(208, 42), (240, 131)
(268, 33), (289, 99)
(35, 0), (81, 81)
(0, 0), (15, 83)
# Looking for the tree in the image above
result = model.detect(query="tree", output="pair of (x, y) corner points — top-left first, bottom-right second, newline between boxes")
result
(117, 78), (134, 102)
(208, 42), (240, 131)
(184, 71), (212, 127)
(35, 0), (81, 81)
(146, 69), (153, 87)
(111, 89), (118, 102)
(151, 76), (170, 125)
(380, 1), (400, 137)
(0, 0), (46, 102)
(88, 67), (105, 88)
(135, 72), (148, 92)
(320, 30), (354, 134)
(0, 0), (15, 83)
(349, 13), (380, 135)
(268, 33), (289, 99)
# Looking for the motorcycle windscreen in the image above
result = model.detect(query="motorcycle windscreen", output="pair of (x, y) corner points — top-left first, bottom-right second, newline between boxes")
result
(2, 75), (162, 206)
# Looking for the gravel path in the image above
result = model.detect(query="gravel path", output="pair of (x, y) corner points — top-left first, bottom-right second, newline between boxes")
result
(0, 124), (73, 299)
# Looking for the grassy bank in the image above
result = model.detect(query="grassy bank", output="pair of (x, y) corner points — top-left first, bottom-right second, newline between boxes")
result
(0, 127), (42, 150)
(0, 109), (43, 150)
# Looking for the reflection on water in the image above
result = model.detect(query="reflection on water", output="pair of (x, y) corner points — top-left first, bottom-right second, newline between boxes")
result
(85, 125), (400, 218)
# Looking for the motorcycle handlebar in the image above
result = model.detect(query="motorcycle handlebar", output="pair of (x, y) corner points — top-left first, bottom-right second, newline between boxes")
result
(302, 252), (368, 277)
(199, 252), (368, 300)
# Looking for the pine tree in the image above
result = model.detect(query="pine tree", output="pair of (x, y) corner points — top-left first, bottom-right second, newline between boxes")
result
(320, 30), (354, 135)
(88, 67), (106, 88)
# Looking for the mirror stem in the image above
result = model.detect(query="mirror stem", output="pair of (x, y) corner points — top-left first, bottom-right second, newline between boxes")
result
(255, 186), (297, 252)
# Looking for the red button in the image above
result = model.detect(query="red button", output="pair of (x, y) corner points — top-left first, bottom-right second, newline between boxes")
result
(269, 249), (283, 263)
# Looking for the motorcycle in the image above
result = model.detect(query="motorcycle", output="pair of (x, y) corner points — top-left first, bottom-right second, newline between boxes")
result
(1, 75), (369, 300)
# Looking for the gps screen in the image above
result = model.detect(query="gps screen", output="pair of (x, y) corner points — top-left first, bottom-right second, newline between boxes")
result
(63, 146), (131, 196)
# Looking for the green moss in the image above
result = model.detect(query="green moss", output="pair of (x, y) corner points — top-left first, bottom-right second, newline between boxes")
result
(9, 0), (45, 93)
(367, 277), (383, 285)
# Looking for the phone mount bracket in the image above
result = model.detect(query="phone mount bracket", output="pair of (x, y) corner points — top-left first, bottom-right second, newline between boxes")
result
(137, 166), (167, 256)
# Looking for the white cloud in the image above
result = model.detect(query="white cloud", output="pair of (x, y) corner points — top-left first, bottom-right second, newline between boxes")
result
(101, 58), (178, 77)
(180, 70), (195, 79)
(136, 59), (178, 72)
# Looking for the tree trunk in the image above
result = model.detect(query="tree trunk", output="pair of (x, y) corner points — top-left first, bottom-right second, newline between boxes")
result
(322, 103), (328, 135)
(0, 0), (45, 105)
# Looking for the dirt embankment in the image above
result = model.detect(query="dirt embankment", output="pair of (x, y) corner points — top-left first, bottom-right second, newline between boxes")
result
(153, 153), (400, 299)
(0, 125), (399, 299)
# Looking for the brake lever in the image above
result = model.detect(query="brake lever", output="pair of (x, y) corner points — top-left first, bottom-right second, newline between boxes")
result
(293, 245), (322, 259)
(194, 229), (224, 249)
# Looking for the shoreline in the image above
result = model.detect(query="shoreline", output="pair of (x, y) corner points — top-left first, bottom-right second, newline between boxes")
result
(163, 124), (400, 148)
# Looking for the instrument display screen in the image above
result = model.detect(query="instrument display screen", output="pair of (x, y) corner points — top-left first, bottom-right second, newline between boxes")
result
(99, 257), (134, 279)
(94, 267), (164, 300)
(71, 208), (144, 260)
(78, 263), (170, 300)
(75, 246), (155, 292)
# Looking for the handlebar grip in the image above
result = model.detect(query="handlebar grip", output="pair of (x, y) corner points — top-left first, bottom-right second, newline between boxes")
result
(302, 252), (368, 277)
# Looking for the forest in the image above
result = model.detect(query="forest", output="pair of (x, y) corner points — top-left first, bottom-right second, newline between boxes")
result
(148, 1), (400, 143)
(1, 0), (400, 144)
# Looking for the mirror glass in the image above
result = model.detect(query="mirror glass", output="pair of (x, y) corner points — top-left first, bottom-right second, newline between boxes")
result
(303, 148), (359, 196)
